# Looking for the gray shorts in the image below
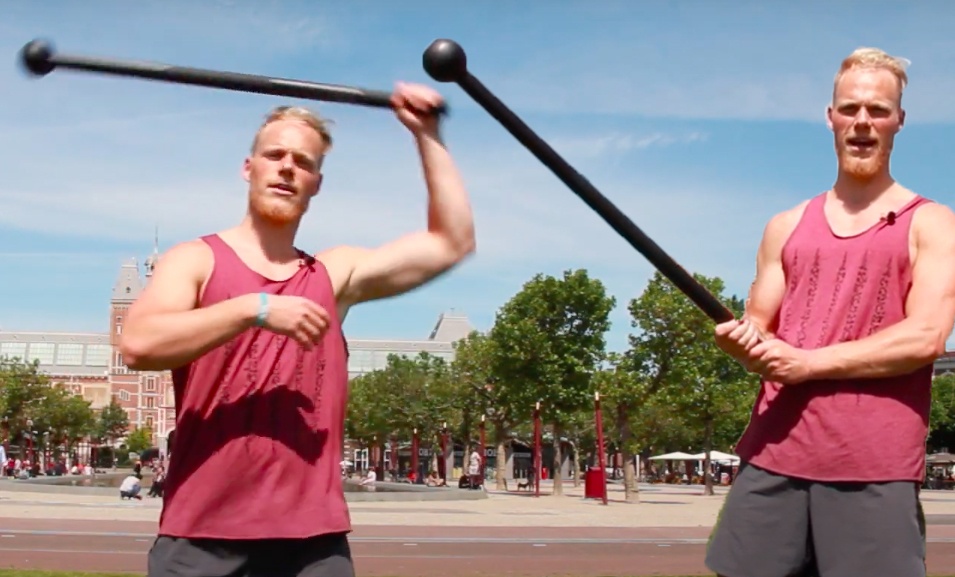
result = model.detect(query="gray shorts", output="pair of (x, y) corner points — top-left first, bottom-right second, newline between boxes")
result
(147, 532), (354, 577)
(705, 462), (926, 577)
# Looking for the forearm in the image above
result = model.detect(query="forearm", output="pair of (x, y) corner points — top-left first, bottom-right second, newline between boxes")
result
(806, 319), (944, 380)
(119, 294), (258, 371)
(415, 130), (475, 253)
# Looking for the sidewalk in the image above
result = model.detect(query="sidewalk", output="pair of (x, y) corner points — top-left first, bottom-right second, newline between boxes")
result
(6, 480), (955, 528)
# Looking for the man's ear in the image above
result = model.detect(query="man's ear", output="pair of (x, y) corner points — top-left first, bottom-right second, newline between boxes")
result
(310, 173), (323, 198)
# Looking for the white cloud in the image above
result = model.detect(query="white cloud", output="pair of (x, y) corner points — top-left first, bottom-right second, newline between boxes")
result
(548, 131), (707, 159)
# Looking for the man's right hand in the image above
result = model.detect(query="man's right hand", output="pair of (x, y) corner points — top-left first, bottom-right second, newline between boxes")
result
(714, 318), (763, 368)
(258, 294), (331, 350)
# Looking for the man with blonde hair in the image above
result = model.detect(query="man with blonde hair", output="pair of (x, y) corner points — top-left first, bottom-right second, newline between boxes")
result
(706, 47), (955, 576)
(120, 83), (476, 577)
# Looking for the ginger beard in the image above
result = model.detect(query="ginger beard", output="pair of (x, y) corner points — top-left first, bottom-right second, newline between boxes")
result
(836, 132), (893, 181)
(244, 120), (326, 227)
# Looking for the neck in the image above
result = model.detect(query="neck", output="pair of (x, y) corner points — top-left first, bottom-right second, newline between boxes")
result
(831, 168), (897, 209)
(237, 212), (301, 262)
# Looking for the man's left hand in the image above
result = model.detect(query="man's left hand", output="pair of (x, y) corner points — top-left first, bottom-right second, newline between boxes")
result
(747, 338), (814, 385)
(391, 82), (443, 136)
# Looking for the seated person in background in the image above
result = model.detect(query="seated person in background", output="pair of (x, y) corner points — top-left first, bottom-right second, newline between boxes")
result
(120, 473), (143, 500)
(425, 470), (446, 487)
(359, 469), (376, 492)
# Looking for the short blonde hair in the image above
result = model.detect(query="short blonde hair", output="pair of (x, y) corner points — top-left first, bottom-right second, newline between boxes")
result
(834, 47), (910, 99)
(250, 105), (334, 153)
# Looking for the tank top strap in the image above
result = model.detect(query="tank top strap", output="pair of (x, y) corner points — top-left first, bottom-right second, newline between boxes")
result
(200, 233), (237, 262)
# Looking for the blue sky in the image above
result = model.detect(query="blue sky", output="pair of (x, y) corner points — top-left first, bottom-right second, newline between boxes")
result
(2, 1), (955, 354)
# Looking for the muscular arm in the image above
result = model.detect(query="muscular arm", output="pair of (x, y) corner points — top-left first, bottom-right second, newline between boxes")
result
(119, 240), (259, 372)
(333, 129), (475, 309)
(745, 203), (806, 336)
(805, 203), (955, 379)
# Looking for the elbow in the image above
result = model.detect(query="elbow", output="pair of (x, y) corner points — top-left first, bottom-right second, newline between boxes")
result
(443, 229), (476, 265)
(457, 234), (476, 260)
(918, 325), (948, 365)
(456, 224), (477, 258)
(118, 333), (150, 371)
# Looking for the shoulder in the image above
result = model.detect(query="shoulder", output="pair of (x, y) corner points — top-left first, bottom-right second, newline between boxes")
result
(761, 198), (814, 249)
(314, 245), (369, 278)
(161, 238), (214, 264)
(152, 238), (215, 280)
(314, 245), (372, 296)
(912, 200), (955, 244)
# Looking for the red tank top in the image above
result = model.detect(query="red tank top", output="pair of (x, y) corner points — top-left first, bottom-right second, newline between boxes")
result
(735, 192), (934, 483)
(158, 234), (351, 539)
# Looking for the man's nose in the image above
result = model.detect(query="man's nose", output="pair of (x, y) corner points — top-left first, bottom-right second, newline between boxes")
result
(854, 108), (872, 126)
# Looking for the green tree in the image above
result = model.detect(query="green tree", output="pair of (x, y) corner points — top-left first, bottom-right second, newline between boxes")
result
(628, 271), (756, 495)
(125, 426), (152, 455)
(489, 269), (615, 496)
(451, 331), (524, 490)
(95, 399), (130, 447)
(35, 386), (96, 455)
(346, 352), (456, 475)
(928, 373), (955, 452)
(592, 352), (651, 502)
(0, 357), (52, 447)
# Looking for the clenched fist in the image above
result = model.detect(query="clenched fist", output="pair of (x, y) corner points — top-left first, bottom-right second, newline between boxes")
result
(255, 294), (330, 350)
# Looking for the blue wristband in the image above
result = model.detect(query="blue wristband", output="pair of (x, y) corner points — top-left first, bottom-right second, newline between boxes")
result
(255, 292), (269, 327)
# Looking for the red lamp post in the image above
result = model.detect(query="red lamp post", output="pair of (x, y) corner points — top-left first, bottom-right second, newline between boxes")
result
(594, 391), (608, 505)
(533, 401), (542, 498)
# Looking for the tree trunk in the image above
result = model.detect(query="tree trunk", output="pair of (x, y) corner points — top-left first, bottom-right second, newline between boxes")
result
(618, 404), (639, 503)
(702, 416), (714, 496)
(495, 432), (508, 491)
(568, 440), (579, 487)
(552, 423), (563, 496)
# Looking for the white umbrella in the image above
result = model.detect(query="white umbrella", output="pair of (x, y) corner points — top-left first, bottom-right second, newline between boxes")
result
(688, 450), (740, 463)
(649, 451), (697, 460)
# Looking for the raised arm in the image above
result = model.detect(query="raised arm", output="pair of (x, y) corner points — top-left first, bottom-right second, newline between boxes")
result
(118, 240), (257, 371)
(330, 84), (476, 310)
(803, 202), (955, 379)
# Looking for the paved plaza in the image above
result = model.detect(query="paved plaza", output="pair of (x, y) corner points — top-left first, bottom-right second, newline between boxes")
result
(4, 480), (955, 575)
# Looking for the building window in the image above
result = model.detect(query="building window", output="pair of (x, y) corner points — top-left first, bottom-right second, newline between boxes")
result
(0, 342), (27, 360)
(144, 397), (155, 408)
(28, 342), (55, 365)
(146, 416), (154, 429)
(145, 377), (156, 392)
(85, 344), (111, 367)
(56, 343), (84, 366)
(116, 324), (122, 335)
(119, 390), (130, 402)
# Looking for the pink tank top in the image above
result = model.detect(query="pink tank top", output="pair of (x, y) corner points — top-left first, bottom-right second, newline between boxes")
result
(158, 234), (351, 539)
(735, 192), (934, 483)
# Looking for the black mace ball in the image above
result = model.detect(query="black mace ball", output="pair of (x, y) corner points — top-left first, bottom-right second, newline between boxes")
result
(422, 39), (467, 83)
(20, 39), (56, 76)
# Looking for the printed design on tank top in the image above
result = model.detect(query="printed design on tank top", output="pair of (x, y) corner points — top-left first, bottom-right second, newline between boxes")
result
(245, 338), (260, 392)
(814, 252), (848, 348)
(868, 254), (894, 335)
(217, 338), (238, 406)
(793, 249), (821, 348)
(781, 251), (799, 336)
(839, 250), (869, 343)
